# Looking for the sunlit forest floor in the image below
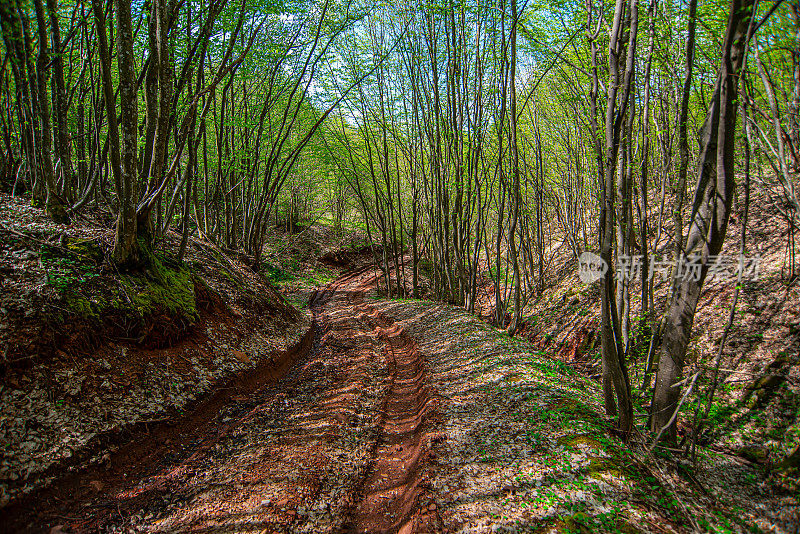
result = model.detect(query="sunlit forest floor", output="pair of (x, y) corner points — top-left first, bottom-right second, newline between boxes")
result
(516, 185), (800, 485)
(0, 197), (798, 533)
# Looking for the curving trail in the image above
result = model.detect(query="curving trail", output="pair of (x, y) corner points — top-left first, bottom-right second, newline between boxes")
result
(5, 264), (783, 533)
(3, 267), (443, 534)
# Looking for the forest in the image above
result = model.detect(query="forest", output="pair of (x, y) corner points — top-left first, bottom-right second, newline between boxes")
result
(0, 0), (799, 531)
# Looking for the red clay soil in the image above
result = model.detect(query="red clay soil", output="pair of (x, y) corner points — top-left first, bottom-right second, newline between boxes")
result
(2, 267), (443, 534)
(325, 270), (442, 533)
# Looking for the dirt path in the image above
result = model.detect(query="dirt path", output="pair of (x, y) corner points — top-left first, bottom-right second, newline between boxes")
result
(326, 272), (441, 533)
(4, 268), (442, 534)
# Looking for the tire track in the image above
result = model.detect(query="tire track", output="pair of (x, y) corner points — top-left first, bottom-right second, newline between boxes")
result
(326, 273), (442, 534)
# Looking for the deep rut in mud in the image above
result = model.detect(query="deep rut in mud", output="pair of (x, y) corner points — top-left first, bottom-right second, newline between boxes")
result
(323, 271), (441, 534)
(4, 268), (442, 534)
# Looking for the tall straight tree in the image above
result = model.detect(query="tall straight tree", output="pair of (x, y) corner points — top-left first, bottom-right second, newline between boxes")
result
(651, 0), (759, 441)
(1, 0), (38, 202)
(507, 0), (523, 336)
(673, 0), (698, 256)
(45, 0), (73, 200)
(32, 0), (66, 220)
(599, 0), (638, 435)
(93, 0), (139, 265)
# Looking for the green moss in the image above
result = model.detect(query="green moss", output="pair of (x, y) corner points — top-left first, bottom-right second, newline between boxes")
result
(65, 238), (103, 260)
(62, 293), (104, 320)
(42, 237), (198, 325)
(558, 434), (603, 451)
(548, 397), (600, 421)
(587, 456), (624, 479)
(120, 251), (198, 321)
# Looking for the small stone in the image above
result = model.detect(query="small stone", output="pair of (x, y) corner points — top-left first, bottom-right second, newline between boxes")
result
(428, 503), (437, 511)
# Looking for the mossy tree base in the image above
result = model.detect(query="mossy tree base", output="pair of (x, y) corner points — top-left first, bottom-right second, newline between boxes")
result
(41, 236), (208, 350)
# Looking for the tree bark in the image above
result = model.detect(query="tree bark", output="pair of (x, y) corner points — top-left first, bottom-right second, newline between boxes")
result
(600, 0), (638, 436)
(507, 0), (522, 337)
(45, 0), (73, 200)
(113, 0), (140, 265)
(673, 0), (697, 255)
(651, 0), (758, 441)
(33, 0), (66, 221)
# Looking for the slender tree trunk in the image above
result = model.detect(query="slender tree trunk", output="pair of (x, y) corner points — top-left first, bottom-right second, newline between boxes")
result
(113, 0), (140, 265)
(600, 0), (638, 435)
(507, 0), (522, 336)
(674, 0), (697, 255)
(790, 1), (800, 171)
(651, 0), (758, 441)
(33, 0), (66, 221)
(640, 0), (657, 325)
(45, 0), (73, 201)
(1, 0), (36, 201)
(139, 0), (173, 236)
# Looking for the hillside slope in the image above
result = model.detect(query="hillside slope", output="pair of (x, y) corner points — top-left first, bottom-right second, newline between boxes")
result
(0, 195), (310, 507)
(5, 265), (795, 533)
(515, 186), (800, 486)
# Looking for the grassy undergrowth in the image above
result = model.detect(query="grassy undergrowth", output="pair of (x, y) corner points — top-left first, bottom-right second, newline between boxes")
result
(264, 261), (338, 290)
(464, 320), (763, 534)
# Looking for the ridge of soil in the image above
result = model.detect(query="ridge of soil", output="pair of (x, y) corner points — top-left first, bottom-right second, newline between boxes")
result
(371, 298), (798, 533)
(2, 266), (443, 534)
(322, 269), (441, 533)
(0, 195), (310, 509)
